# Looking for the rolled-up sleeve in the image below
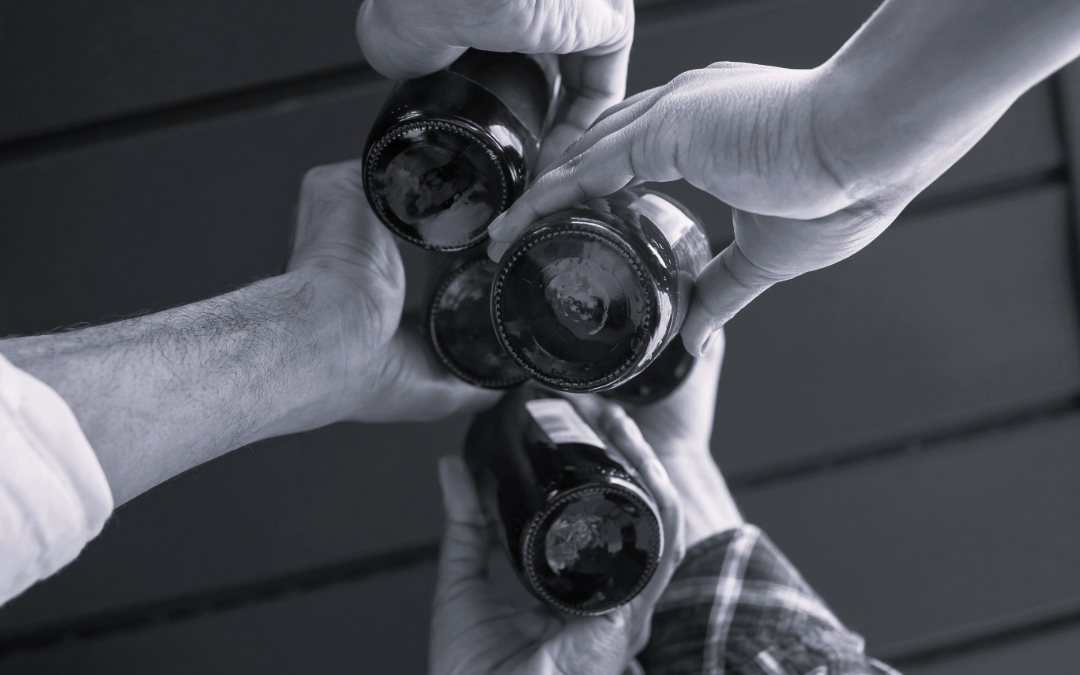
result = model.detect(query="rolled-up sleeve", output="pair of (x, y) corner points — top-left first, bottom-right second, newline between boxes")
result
(0, 352), (113, 607)
(640, 524), (899, 675)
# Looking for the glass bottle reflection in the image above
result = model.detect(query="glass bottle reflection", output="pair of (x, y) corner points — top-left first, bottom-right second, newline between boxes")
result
(428, 253), (527, 389)
(464, 387), (663, 615)
(364, 49), (559, 251)
(492, 188), (710, 394)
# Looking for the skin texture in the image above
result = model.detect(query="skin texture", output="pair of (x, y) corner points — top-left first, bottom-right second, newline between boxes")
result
(485, 0), (1080, 356)
(0, 161), (499, 505)
(355, 0), (635, 168)
(429, 334), (741, 674)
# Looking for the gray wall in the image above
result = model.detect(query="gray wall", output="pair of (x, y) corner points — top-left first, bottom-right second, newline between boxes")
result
(1, 0), (1079, 672)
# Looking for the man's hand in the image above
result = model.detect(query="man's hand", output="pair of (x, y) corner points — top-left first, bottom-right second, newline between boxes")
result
(430, 406), (684, 675)
(356, 0), (635, 166)
(286, 160), (499, 423)
(0, 160), (498, 505)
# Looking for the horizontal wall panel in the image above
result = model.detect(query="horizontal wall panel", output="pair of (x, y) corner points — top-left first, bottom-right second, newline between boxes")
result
(6, 411), (1079, 671)
(0, 77), (393, 337)
(714, 184), (1080, 475)
(0, 1), (364, 143)
(906, 625), (1080, 675)
(0, 564), (437, 675)
(0, 0), (832, 143)
(738, 412), (1080, 656)
(0, 418), (461, 632)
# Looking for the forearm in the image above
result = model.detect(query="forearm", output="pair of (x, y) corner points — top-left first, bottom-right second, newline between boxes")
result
(818, 0), (1080, 201)
(0, 270), (347, 505)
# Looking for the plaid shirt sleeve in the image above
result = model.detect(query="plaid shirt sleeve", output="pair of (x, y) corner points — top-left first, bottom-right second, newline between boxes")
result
(637, 524), (899, 675)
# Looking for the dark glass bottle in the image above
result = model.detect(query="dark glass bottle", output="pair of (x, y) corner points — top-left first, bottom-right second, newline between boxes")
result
(464, 387), (663, 615)
(428, 253), (528, 389)
(363, 49), (559, 251)
(492, 188), (711, 394)
(602, 334), (697, 405)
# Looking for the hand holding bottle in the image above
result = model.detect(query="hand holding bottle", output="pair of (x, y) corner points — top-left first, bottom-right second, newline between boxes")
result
(285, 160), (501, 422)
(431, 406), (684, 675)
(487, 0), (1080, 356)
(623, 330), (744, 548)
(356, 0), (635, 167)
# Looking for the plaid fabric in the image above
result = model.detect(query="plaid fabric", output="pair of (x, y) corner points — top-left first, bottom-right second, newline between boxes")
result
(639, 525), (900, 675)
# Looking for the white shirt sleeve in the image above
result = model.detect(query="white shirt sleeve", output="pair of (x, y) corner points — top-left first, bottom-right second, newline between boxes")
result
(0, 352), (113, 608)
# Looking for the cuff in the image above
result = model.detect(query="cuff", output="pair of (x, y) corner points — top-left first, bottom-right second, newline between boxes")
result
(0, 352), (113, 607)
(639, 525), (898, 675)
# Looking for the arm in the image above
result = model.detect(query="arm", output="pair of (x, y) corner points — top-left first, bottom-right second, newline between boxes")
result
(626, 334), (899, 674)
(0, 160), (498, 506)
(820, 0), (1080, 204)
(486, 0), (1080, 354)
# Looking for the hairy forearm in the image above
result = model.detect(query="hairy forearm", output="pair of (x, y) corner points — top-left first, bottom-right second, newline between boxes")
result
(0, 270), (346, 505)
(818, 0), (1080, 202)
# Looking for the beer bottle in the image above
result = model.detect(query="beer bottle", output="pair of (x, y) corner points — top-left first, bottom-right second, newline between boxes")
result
(428, 253), (527, 389)
(492, 188), (710, 394)
(463, 387), (663, 615)
(364, 49), (559, 251)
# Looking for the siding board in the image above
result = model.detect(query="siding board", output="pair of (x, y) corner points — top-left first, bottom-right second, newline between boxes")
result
(714, 184), (1080, 475)
(739, 413), (1080, 655)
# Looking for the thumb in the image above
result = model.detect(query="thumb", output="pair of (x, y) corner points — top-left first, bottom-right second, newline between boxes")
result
(680, 240), (784, 357)
(436, 456), (490, 583)
(487, 111), (679, 262)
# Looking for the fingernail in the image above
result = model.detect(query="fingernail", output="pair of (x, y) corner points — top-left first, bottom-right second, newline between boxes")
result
(488, 240), (510, 263)
(699, 330), (717, 357)
(487, 212), (507, 237)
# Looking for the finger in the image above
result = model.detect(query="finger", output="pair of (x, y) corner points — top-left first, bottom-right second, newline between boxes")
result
(594, 85), (663, 127)
(538, 47), (632, 168)
(436, 456), (490, 582)
(680, 239), (786, 357)
(355, 1), (465, 80)
(487, 114), (676, 261)
(291, 160), (368, 252)
(598, 407), (683, 555)
(666, 328), (726, 416)
(598, 407), (685, 655)
(538, 84), (665, 178)
(629, 331), (725, 453)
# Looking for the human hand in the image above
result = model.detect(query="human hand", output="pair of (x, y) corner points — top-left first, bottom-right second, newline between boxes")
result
(286, 160), (500, 422)
(485, 61), (985, 355)
(356, 0), (635, 166)
(430, 406), (684, 675)
(625, 331), (743, 547)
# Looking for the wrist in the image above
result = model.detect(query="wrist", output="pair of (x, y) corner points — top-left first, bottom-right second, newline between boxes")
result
(241, 269), (358, 441)
(654, 447), (743, 549)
